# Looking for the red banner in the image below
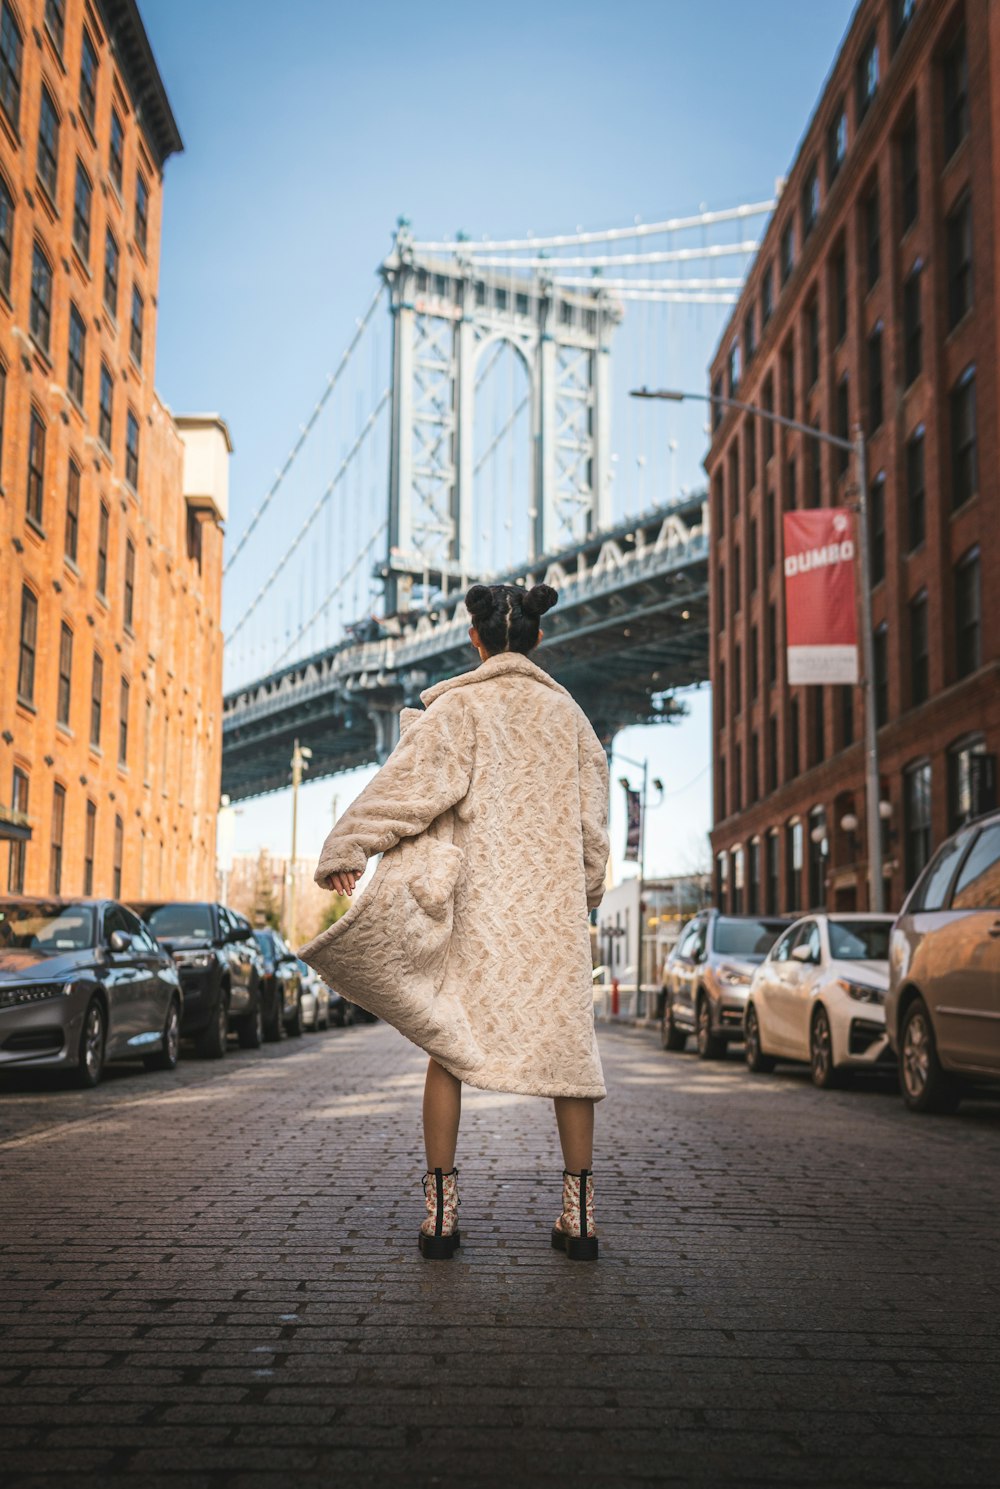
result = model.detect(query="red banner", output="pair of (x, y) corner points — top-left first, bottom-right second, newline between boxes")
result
(783, 508), (859, 685)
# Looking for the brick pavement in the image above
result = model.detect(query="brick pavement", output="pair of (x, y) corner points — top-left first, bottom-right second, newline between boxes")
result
(1, 1021), (999, 1487)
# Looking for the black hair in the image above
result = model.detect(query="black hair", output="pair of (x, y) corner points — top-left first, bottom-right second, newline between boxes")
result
(464, 582), (558, 656)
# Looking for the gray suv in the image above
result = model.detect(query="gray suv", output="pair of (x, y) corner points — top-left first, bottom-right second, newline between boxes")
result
(663, 910), (789, 1058)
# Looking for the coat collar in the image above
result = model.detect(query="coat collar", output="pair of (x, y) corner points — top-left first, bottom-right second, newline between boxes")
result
(420, 650), (571, 707)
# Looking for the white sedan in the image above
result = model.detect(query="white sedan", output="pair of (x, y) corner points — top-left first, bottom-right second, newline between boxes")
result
(296, 959), (331, 1032)
(744, 914), (895, 1088)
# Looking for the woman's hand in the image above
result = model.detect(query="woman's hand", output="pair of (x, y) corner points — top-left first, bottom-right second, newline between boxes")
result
(322, 869), (360, 897)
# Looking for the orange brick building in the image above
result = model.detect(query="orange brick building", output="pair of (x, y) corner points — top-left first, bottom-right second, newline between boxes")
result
(706, 0), (999, 916)
(0, 0), (230, 900)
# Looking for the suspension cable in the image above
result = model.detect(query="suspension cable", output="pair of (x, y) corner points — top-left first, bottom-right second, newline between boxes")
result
(412, 200), (775, 253)
(223, 284), (385, 577)
(272, 518), (388, 668)
(225, 389), (390, 647)
(462, 241), (762, 271)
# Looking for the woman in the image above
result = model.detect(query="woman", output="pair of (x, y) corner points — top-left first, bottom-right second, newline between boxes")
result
(311, 582), (610, 1260)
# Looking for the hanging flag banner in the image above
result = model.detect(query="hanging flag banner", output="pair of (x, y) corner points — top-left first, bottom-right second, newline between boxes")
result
(783, 507), (859, 685)
(623, 788), (642, 862)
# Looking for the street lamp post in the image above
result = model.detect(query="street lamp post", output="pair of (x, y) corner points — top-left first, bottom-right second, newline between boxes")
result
(631, 386), (884, 913)
(615, 749), (665, 1013)
(288, 738), (313, 948)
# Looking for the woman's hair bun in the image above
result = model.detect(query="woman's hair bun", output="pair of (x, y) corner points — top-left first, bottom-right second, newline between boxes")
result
(464, 584), (494, 621)
(522, 583), (558, 618)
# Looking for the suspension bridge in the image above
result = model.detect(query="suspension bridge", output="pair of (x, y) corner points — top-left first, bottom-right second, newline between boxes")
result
(221, 200), (774, 800)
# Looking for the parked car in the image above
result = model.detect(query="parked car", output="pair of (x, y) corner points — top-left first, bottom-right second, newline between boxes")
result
(743, 913), (895, 1088)
(326, 986), (354, 1027)
(0, 897), (182, 1087)
(296, 959), (330, 1031)
(253, 928), (304, 1038)
(132, 901), (264, 1057)
(662, 910), (789, 1058)
(887, 808), (1000, 1113)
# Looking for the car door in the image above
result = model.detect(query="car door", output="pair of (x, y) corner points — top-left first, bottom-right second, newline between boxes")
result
(928, 822), (1000, 1072)
(219, 907), (251, 1016)
(756, 924), (798, 1054)
(768, 921), (815, 1055)
(118, 904), (165, 1042)
(789, 920), (824, 1057)
(669, 922), (698, 1025)
(101, 904), (144, 1053)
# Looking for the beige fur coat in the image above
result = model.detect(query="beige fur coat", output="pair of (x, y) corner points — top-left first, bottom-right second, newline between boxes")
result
(299, 651), (610, 1099)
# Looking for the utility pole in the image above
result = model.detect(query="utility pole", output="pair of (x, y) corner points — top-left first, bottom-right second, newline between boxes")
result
(288, 738), (312, 948)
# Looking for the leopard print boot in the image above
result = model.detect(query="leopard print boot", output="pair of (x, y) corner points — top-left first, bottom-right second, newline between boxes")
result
(419, 1166), (461, 1259)
(551, 1168), (598, 1260)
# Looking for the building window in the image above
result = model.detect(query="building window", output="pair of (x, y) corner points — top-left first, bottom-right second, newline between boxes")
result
(0, 174), (12, 298)
(8, 767), (28, 892)
(745, 418), (756, 494)
(718, 756), (727, 821)
(67, 303), (86, 406)
(806, 301), (820, 388)
(762, 376), (774, 462)
(946, 193), (972, 329)
(734, 743), (743, 813)
(90, 650), (103, 748)
(766, 830), (779, 914)
(810, 688), (825, 766)
(135, 173), (149, 255)
(715, 850), (727, 906)
(124, 538), (136, 630)
(728, 443), (740, 519)
(765, 489), (776, 570)
(749, 516), (758, 593)
(57, 621), (73, 727)
(801, 163), (819, 240)
(113, 814), (123, 898)
(97, 500), (109, 596)
(900, 115), (919, 233)
(781, 340), (795, 419)
(839, 685), (854, 747)
(717, 565), (725, 629)
(717, 660), (726, 729)
(869, 473), (885, 585)
(26, 409), (46, 526)
(808, 806), (827, 907)
(905, 426), (925, 550)
(835, 377), (850, 477)
(786, 819), (803, 912)
(18, 586), (37, 704)
(780, 220), (794, 285)
(126, 410), (140, 489)
(750, 623), (759, 698)
(109, 108), (124, 193)
(947, 734), (987, 832)
(904, 760), (932, 889)
(767, 601), (777, 684)
(954, 546), (980, 679)
(828, 105), (847, 183)
(733, 643), (742, 713)
(785, 456), (797, 512)
(767, 715), (778, 792)
(733, 547), (742, 615)
(118, 677), (130, 766)
(49, 782), (66, 895)
(713, 471), (724, 539)
(760, 263), (773, 327)
(864, 186), (880, 291)
(892, 0), (917, 48)
(30, 243), (53, 354)
(748, 836), (760, 916)
(873, 623), (889, 727)
(711, 373), (723, 432)
(44, 0), (65, 52)
(807, 426), (822, 508)
(79, 27), (98, 132)
(104, 229), (119, 318)
(857, 31), (879, 121)
(950, 366), (977, 510)
(130, 285), (144, 366)
(902, 267), (922, 386)
(84, 799), (96, 894)
(37, 86), (60, 201)
(99, 362), (113, 448)
(64, 459), (80, 563)
(867, 325), (883, 433)
(0, 1), (22, 130)
(743, 305), (756, 367)
(832, 245), (847, 344)
(790, 695), (801, 778)
(909, 589), (929, 706)
(943, 29), (969, 161)
(727, 340), (740, 397)
(73, 161), (92, 262)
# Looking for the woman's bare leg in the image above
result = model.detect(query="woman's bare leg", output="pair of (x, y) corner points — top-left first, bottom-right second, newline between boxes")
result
(553, 1096), (595, 1170)
(423, 1058), (462, 1169)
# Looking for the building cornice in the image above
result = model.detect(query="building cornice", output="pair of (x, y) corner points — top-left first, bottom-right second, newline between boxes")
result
(96, 0), (183, 169)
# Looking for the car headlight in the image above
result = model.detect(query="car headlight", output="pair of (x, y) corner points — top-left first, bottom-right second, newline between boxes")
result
(836, 977), (885, 1005)
(718, 964), (751, 987)
(0, 980), (78, 1008)
(173, 950), (216, 969)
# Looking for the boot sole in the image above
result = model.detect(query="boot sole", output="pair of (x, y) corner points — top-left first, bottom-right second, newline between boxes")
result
(551, 1226), (599, 1261)
(418, 1228), (461, 1260)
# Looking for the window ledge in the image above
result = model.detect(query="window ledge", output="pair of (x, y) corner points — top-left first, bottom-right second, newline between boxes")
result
(89, 744), (103, 759)
(56, 722), (74, 740)
(16, 696), (37, 715)
(25, 514), (47, 541)
(95, 590), (109, 610)
(64, 555), (80, 578)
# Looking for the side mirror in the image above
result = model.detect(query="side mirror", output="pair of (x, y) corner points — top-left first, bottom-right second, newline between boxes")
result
(109, 929), (132, 953)
(791, 943), (814, 964)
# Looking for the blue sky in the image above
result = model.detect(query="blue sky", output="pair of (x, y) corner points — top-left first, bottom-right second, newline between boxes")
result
(142, 0), (856, 881)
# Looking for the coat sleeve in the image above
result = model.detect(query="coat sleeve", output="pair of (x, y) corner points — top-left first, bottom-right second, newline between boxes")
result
(577, 716), (610, 910)
(314, 695), (474, 885)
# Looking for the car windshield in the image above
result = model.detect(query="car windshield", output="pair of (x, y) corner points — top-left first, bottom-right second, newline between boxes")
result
(144, 903), (215, 940)
(828, 920), (892, 961)
(0, 902), (96, 951)
(713, 918), (786, 960)
(253, 931), (275, 955)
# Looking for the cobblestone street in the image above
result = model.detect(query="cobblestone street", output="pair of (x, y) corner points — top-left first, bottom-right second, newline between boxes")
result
(1, 1021), (999, 1487)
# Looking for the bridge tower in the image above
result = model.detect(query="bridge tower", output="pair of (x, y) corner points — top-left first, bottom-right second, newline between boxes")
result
(381, 222), (622, 613)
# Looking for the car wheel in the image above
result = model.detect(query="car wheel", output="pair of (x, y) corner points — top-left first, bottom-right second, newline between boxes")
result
(900, 997), (960, 1114)
(144, 997), (181, 1072)
(809, 1005), (844, 1090)
(320, 1008), (330, 1031)
(744, 1005), (775, 1074)
(286, 997), (303, 1038)
(73, 997), (106, 1088)
(196, 992), (229, 1059)
(696, 995), (725, 1060)
(238, 997), (264, 1050)
(661, 998), (688, 1051)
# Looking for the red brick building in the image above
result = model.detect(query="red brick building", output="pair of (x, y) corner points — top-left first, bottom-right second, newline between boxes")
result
(0, 0), (230, 900)
(707, 0), (998, 915)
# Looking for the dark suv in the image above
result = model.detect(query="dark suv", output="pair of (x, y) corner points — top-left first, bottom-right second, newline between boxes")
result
(662, 910), (789, 1058)
(252, 928), (304, 1039)
(131, 902), (264, 1057)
